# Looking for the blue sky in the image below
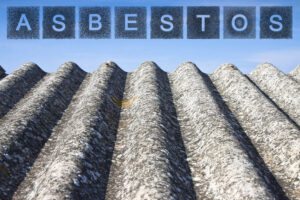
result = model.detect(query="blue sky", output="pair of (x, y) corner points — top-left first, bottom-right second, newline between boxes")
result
(0, 0), (299, 73)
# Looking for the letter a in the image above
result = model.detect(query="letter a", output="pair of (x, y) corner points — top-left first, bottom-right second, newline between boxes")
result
(16, 14), (32, 31)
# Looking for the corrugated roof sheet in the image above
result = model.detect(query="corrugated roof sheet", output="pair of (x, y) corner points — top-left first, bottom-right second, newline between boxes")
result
(0, 62), (299, 200)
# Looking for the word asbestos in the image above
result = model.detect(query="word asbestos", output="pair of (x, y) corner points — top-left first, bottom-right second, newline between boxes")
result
(7, 6), (292, 39)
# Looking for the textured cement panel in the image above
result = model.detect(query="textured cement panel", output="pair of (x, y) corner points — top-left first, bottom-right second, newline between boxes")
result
(0, 62), (298, 199)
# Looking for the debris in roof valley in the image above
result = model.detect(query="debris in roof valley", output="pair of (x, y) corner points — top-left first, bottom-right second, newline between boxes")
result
(0, 61), (299, 200)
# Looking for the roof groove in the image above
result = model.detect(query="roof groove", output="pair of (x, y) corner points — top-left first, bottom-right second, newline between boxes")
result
(0, 62), (86, 199)
(155, 64), (196, 200)
(169, 63), (275, 199)
(245, 75), (299, 129)
(249, 63), (300, 125)
(210, 63), (300, 200)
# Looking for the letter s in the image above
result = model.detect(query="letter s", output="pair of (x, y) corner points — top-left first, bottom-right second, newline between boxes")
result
(52, 14), (65, 32)
(160, 14), (173, 32)
(269, 14), (283, 32)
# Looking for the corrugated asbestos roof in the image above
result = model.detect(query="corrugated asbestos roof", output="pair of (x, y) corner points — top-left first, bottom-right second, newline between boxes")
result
(0, 62), (299, 200)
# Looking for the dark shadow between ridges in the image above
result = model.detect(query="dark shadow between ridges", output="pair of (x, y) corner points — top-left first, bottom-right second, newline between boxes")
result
(0, 69), (86, 200)
(200, 71), (288, 200)
(69, 67), (126, 200)
(245, 75), (299, 130)
(155, 66), (197, 200)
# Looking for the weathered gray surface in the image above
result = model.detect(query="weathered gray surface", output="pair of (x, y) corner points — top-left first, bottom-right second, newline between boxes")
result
(249, 63), (300, 125)
(289, 65), (300, 83)
(0, 62), (86, 199)
(106, 62), (195, 200)
(210, 63), (300, 200)
(169, 62), (273, 199)
(0, 62), (298, 199)
(0, 63), (46, 118)
(14, 62), (124, 200)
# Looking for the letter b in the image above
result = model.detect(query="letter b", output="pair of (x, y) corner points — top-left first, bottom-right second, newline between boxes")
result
(80, 7), (111, 38)
(89, 14), (102, 31)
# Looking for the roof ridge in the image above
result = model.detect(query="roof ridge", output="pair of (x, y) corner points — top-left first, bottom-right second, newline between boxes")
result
(170, 62), (199, 74)
(212, 63), (240, 75)
(249, 62), (282, 75)
(5, 62), (291, 74)
(17, 62), (45, 74)
(57, 62), (86, 74)
(97, 61), (125, 73)
(129, 61), (162, 73)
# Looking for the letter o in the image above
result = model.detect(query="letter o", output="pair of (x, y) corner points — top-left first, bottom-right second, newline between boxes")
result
(232, 14), (248, 32)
